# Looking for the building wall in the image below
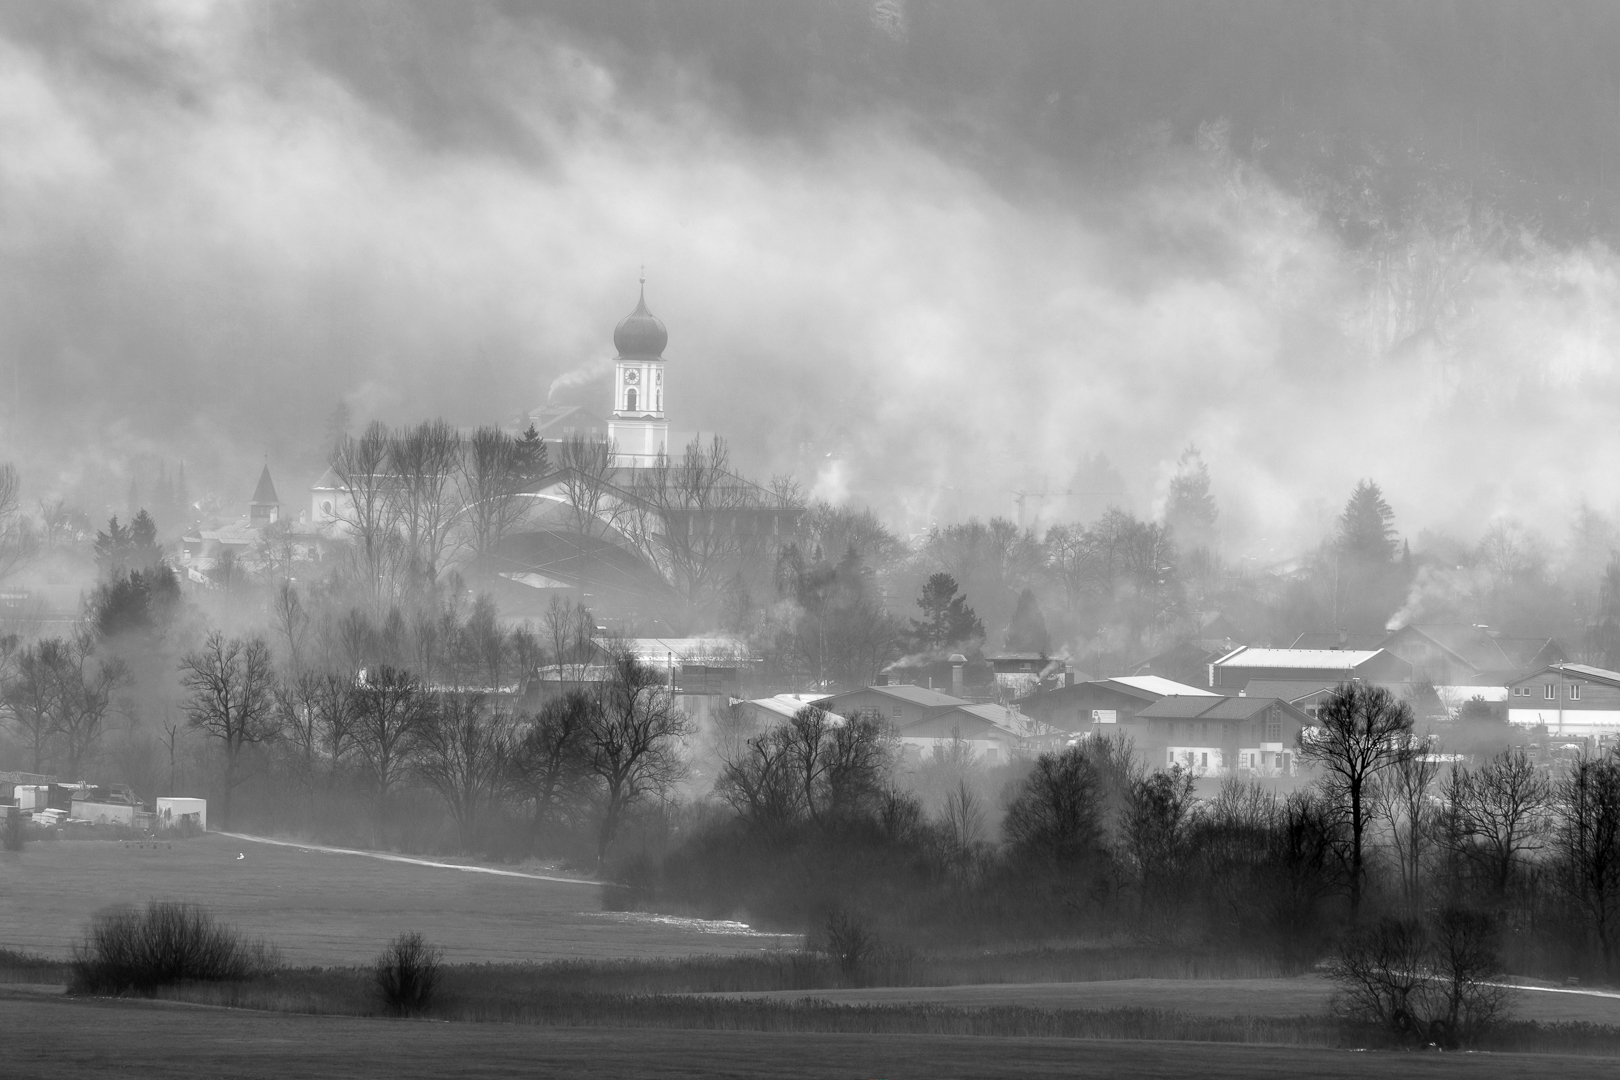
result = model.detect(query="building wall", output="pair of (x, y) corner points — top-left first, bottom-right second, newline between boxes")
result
(1507, 672), (1620, 735)
(1021, 685), (1153, 733)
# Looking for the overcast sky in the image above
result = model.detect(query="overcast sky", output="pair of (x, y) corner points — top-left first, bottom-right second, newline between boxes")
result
(4, 1), (1620, 556)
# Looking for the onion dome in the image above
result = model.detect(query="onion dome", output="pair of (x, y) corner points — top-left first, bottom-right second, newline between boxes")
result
(613, 283), (668, 359)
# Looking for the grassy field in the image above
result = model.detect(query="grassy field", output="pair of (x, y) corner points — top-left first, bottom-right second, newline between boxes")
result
(7, 992), (1620, 1079)
(704, 977), (1620, 1026)
(0, 834), (796, 964)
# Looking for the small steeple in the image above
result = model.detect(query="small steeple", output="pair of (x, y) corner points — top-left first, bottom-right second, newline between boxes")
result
(250, 463), (280, 523)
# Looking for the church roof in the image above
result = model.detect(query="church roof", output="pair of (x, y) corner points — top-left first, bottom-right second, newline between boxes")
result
(251, 465), (280, 506)
(613, 284), (668, 359)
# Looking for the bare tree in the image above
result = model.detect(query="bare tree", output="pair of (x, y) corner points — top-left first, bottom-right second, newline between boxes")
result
(632, 435), (768, 618)
(352, 665), (431, 840)
(268, 581), (311, 677)
(0, 464), (35, 584)
(557, 433), (627, 545)
(512, 690), (594, 847)
(1379, 737), (1443, 914)
(1555, 754), (1620, 976)
(583, 655), (692, 867)
(414, 693), (515, 849)
(330, 422), (402, 613)
(717, 723), (803, 834)
(1298, 682), (1415, 919)
(179, 633), (279, 830)
(4, 637), (62, 773)
(544, 596), (596, 693)
(388, 419), (462, 587)
(777, 705), (890, 827)
(509, 622), (543, 698)
(1446, 748), (1550, 898)
(458, 425), (546, 571)
(51, 628), (130, 779)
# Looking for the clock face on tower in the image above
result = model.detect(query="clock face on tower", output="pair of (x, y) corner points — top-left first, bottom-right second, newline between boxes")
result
(624, 369), (640, 385)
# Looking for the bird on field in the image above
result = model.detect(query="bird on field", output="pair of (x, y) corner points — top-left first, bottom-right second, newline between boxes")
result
(237, 853), (245, 860)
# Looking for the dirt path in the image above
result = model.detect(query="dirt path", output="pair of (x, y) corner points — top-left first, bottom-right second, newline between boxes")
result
(214, 832), (602, 887)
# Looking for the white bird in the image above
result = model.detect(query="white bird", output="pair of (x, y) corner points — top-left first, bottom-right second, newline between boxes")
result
(237, 853), (245, 860)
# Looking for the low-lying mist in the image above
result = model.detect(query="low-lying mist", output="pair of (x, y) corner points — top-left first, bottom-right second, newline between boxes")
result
(0, 3), (1616, 559)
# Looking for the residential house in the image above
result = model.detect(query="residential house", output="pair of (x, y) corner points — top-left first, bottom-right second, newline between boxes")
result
(1134, 695), (1313, 777)
(1378, 623), (1567, 688)
(1208, 647), (1412, 691)
(1018, 676), (1216, 739)
(819, 684), (969, 729)
(1506, 663), (1620, 738)
(893, 701), (1029, 764)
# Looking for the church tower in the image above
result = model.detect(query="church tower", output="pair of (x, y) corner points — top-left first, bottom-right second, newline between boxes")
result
(607, 278), (670, 468)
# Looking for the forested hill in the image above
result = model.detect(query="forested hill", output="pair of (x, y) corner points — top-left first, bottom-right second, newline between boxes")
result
(529, 1), (1620, 244)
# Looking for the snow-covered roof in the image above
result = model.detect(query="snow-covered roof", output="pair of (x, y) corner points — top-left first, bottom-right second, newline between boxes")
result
(1105, 675), (1217, 697)
(1214, 647), (1384, 669)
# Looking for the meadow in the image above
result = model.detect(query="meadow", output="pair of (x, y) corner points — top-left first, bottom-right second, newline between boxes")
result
(7, 992), (1620, 1080)
(0, 833), (796, 964)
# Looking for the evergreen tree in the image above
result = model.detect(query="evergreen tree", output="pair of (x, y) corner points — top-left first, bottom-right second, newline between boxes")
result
(1006, 586), (1050, 654)
(1339, 480), (1397, 564)
(129, 510), (162, 568)
(908, 572), (985, 651)
(1164, 444), (1218, 553)
(93, 516), (132, 575)
(515, 423), (549, 484)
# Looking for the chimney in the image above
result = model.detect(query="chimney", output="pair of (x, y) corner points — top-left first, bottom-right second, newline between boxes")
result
(949, 653), (967, 697)
(1337, 628), (1347, 650)
(1065, 660), (1076, 687)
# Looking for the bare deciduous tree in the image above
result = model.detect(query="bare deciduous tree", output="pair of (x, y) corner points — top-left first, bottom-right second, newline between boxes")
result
(388, 419), (462, 587)
(330, 422), (402, 613)
(1298, 682), (1415, 919)
(1446, 748), (1550, 898)
(352, 665), (431, 838)
(180, 633), (279, 829)
(583, 655), (692, 866)
(414, 693), (515, 848)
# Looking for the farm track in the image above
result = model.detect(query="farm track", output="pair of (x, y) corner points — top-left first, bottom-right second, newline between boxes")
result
(215, 831), (604, 886)
(9, 993), (1620, 1079)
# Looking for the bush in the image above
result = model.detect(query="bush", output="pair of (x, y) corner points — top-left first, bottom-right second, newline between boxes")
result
(1, 808), (23, 852)
(69, 901), (279, 995)
(1329, 907), (1510, 1048)
(374, 932), (442, 1015)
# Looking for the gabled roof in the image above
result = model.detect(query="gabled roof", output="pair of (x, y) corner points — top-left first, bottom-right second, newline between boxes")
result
(744, 693), (833, 721)
(1508, 663), (1620, 690)
(251, 465), (280, 506)
(1106, 675), (1217, 697)
(1136, 696), (1224, 719)
(1239, 679), (1337, 703)
(826, 684), (969, 709)
(1288, 631), (1385, 650)
(1383, 624), (1567, 676)
(1214, 647), (1386, 670)
(954, 702), (1027, 735)
(1137, 694), (1310, 724)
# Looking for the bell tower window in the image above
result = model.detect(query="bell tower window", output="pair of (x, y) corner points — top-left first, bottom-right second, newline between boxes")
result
(626, 387), (638, 412)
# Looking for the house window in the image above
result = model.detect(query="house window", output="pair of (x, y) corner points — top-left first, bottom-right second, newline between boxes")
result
(1200, 752), (1208, 768)
(1571, 683), (1581, 700)
(893, 705), (903, 719)
(1265, 714), (1282, 742)
(1546, 684), (1557, 700)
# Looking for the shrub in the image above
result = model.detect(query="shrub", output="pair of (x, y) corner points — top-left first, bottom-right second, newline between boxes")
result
(1, 808), (23, 852)
(822, 909), (876, 983)
(1329, 907), (1510, 1048)
(69, 901), (279, 994)
(374, 932), (442, 1015)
